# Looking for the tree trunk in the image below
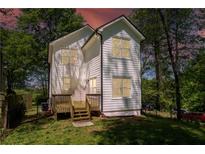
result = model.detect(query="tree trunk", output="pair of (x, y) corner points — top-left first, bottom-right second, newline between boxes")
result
(158, 9), (182, 120)
(154, 41), (161, 111)
(1, 99), (8, 129)
(6, 71), (14, 95)
(174, 20), (181, 120)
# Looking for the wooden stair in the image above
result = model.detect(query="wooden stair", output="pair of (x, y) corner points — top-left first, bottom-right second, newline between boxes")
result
(73, 108), (90, 121)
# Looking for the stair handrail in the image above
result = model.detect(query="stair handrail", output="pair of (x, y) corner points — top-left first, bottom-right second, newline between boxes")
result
(86, 96), (91, 119)
(86, 94), (101, 111)
(70, 95), (75, 119)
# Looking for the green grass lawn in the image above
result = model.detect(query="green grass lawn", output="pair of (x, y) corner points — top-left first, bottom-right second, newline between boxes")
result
(1, 114), (205, 145)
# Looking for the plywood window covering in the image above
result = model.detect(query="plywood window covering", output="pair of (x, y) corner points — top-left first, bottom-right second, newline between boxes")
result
(63, 76), (70, 91)
(70, 49), (78, 64)
(112, 77), (131, 98)
(89, 78), (97, 94)
(112, 37), (131, 58)
(61, 49), (78, 65)
(61, 49), (69, 65)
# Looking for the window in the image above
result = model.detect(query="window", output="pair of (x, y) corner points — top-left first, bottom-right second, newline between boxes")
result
(112, 77), (131, 98)
(112, 37), (131, 58)
(89, 78), (97, 93)
(62, 76), (70, 91)
(61, 49), (78, 65)
(61, 49), (69, 65)
(70, 49), (78, 64)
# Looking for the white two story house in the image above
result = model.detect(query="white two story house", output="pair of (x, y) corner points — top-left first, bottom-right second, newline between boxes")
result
(48, 15), (145, 120)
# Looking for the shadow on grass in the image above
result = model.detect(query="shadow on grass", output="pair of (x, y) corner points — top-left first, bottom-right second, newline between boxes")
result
(2, 116), (72, 145)
(92, 116), (205, 145)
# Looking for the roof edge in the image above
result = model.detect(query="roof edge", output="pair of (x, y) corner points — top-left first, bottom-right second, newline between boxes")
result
(50, 24), (94, 45)
(82, 15), (145, 50)
(97, 15), (145, 40)
(48, 24), (94, 63)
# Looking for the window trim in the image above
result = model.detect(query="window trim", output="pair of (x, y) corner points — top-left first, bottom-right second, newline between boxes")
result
(89, 77), (97, 94)
(113, 35), (131, 41)
(112, 36), (131, 60)
(112, 76), (132, 99)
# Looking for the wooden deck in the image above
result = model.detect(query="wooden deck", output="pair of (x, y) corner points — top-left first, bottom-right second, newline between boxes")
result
(52, 94), (71, 120)
(52, 94), (101, 120)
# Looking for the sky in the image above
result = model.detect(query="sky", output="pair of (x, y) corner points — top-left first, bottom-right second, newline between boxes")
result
(76, 8), (132, 28)
(0, 8), (204, 36)
(0, 8), (132, 29)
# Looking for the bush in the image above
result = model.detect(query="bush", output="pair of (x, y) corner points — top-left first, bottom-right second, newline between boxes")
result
(7, 94), (26, 128)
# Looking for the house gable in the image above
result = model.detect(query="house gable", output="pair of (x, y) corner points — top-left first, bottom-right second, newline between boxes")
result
(98, 16), (145, 42)
(99, 16), (142, 115)
(99, 16), (144, 45)
(48, 25), (94, 64)
(81, 15), (144, 56)
(48, 25), (94, 97)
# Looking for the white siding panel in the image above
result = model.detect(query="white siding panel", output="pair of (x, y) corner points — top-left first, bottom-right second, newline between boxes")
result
(84, 37), (101, 94)
(50, 29), (94, 101)
(102, 22), (141, 113)
(103, 110), (141, 117)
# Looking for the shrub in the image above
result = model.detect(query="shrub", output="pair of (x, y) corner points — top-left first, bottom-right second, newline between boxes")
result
(7, 94), (26, 128)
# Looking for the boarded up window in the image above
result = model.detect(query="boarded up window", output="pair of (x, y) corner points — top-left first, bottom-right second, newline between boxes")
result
(122, 78), (131, 97)
(112, 38), (121, 57)
(112, 78), (121, 97)
(61, 49), (69, 65)
(70, 49), (78, 64)
(89, 78), (97, 93)
(61, 49), (78, 65)
(112, 37), (131, 58)
(112, 77), (131, 98)
(63, 76), (70, 91)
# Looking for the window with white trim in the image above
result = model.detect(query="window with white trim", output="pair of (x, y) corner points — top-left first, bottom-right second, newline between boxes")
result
(112, 77), (131, 98)
(112, 37), (131, 58)
(89, 78), (97, 94)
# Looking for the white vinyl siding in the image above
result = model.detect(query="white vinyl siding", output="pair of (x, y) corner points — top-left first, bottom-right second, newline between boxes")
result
(102, 22), (141, 112)
(83, 35), (101, 95)
(50, 27), (93, 97)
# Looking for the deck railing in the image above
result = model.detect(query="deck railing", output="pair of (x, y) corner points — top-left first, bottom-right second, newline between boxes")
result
(52, 93), (100, 120)
(86, 94), (101, 111)
(52, 94), (73, 119)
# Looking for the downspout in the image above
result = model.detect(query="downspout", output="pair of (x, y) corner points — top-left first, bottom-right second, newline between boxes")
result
(48, 44), (52, 108)
(97, 32), (103, 113)
(48, 63), (50, 99)
(140, 39), (145, 112)
(47, 45), (50, 100)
